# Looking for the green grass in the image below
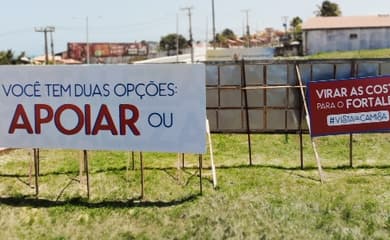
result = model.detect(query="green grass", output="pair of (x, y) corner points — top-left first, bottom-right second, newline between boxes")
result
(308, 48), (390, 59)
(1, 133), (390, 239)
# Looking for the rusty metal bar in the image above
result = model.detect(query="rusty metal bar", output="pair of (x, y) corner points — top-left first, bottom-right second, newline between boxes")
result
(298, 73), (305, 169)
(241, 59), (252, 166)
(299, 130), (304, 169)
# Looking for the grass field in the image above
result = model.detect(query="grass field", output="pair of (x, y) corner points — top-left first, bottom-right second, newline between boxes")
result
(0, 133), (390, 239)
(308, 48), (390, 59)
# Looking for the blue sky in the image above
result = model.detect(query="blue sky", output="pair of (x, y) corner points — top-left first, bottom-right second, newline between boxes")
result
(1, 0), (389, 56)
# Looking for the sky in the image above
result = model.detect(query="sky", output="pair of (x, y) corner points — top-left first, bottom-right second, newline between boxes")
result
(1, 0), (389, 56)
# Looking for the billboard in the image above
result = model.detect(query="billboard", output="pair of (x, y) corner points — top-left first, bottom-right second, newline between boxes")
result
(0, 64), (206, 153)
(67, 42), (148, 61)
(308, 76), (390, 137)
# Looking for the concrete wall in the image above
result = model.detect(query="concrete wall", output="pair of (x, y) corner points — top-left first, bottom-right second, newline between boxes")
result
(303, 28), (390, 55)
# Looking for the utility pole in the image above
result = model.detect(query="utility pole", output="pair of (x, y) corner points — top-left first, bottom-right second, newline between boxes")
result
(181, 6), (194, 63)
(86, 16), (90, 64)
(73, 16), (94, 64)
(50, 31), (55, 64)
(176, 13), (179, 63)
(242, 9), (250, 48)
(211, 0), (216, 49)
(35, 26), (55, 64)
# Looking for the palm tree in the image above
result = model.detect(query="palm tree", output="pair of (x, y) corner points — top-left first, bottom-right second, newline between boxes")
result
(290, 17), (303, 41)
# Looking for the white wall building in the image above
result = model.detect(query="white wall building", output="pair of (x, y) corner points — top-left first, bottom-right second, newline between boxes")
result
(302, 15), (390, 55)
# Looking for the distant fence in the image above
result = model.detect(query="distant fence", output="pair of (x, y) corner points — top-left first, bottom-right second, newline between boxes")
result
(205, 59), (390, 134)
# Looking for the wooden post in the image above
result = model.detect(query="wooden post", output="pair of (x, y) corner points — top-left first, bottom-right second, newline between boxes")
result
(349, 61), (357, 168)
(181, 153), (185, 168)
(176, 153), (185, 169)
(29, 149), (33, 187)
(140, 152), (144, 199)
(79, 152), (84, 185)
(83, 150), (90, 199)
(33, 148), (39, 197)
(126, 151), (130, 179)
(132, 151), (135, 171)
(198, 154), (203, 195)
(349, 134), (353, 167)
(206, 119), (218, 189)
(37, 148), (40, 176)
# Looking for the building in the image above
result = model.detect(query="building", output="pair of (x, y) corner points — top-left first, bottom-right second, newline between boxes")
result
(302, 15), (390, 55)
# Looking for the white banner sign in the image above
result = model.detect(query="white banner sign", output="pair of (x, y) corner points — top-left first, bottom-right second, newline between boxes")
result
(0, 64), (206, 153)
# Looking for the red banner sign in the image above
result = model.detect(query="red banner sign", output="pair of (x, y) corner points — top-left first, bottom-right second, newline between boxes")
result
(308, 76), (390, 137)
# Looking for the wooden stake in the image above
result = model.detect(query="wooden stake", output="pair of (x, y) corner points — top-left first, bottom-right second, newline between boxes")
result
(140, 152), (144, 199)
(206, 119), (217, 188)
(79, 151), (84, 185)
(33, 148), (39, 197)
(132, 151), (135, 171)
(83, 150), (90, 199)
(37, 148), (40, 176)
(126, 151), (130, 179)
(198, 154), (203, 195)
(296, 65), (325, 183)
(349, 134), (353, 167)
(29, 149), (33, 187)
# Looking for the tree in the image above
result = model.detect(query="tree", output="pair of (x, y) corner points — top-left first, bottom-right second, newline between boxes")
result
(290, 17), (302, 28)
(290, 16), (303, 41)
(315, 1), (342, 17)
(0, 50), (27, 65)
(0, 49), (14, 65)
(221, 28), (236, 39)
(215, 28), (236, 47)
(159, 33), (188, 55)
